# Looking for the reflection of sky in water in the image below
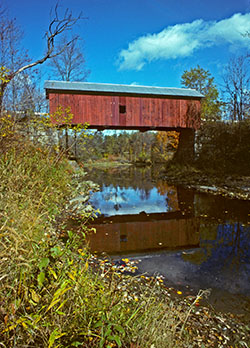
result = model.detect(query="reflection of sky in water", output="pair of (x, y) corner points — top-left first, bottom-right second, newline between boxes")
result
(179, 223), (250, 295)
(89, 184), (174, 216)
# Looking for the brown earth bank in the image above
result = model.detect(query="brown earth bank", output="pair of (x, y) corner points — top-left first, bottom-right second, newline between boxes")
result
(89, 255), (250, 348)
(81, 158), (250, 201)
(160, 164), (250, 201)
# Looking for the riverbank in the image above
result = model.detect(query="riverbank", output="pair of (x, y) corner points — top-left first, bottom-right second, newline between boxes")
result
(81, 156), (250, 201)
(90, 255), (250, 347)
(1, 140), (249, 347)
(160, 163), (250, 201)
(82, 158), (132, 169)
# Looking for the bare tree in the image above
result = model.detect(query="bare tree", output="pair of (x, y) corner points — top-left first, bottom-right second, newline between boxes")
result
(0, 4), (31, 112)
(0, 3), (84, 112)
(223, 55), (250, 121)
(49, 34), (90, 81)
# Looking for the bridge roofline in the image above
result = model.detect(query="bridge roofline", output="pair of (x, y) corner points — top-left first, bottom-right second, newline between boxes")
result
(45, 80), (204, 99)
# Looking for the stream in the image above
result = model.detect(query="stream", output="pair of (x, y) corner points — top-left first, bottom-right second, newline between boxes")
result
(85, 165), (250, 314)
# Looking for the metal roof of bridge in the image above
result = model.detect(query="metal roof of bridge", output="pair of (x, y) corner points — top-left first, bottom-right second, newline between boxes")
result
(45, 80), (204, 98)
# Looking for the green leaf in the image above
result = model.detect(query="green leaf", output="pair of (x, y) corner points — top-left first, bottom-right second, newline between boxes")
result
(39, 257), (50, 270)
(37, 271), (45, 289)
(107, 335), (122, 347)
(114, 324), (125, 335)
(48, 328), (66, 348)
(94, 320), (103, 328)
(68, 230), (73, 239)
(104, 327), (112, 337)
(51, 246), (62, 257)
(99, 338), (105, 348)
(31, 289), (40, 303)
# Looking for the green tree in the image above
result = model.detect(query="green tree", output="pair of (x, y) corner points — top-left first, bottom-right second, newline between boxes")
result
(181, 65), (222, 121)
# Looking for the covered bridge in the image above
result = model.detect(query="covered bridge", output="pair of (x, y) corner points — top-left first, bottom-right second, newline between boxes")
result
(45, 81), (203, 160)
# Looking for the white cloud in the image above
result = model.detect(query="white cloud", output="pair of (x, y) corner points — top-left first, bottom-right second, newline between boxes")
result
(118, 13), (250, 70)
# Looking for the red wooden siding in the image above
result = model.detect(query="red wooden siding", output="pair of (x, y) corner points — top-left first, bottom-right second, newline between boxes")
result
(88, 218), (200, 254)
(48, 93), (201, 130)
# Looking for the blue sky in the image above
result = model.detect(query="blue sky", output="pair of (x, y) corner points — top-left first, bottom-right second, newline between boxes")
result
(4, 0), (250, 89)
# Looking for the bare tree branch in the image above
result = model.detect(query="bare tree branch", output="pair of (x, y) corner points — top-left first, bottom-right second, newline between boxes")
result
(48, 34), (90, 82)
(222, 55), (250, 121)
(0, 2), (84, 111)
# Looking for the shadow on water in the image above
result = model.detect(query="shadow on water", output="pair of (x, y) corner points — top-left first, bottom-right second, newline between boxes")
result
(85, 165), (250, 314)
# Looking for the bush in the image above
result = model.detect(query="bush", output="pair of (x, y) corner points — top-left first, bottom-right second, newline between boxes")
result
(0, 139), (190, 347)
(1, 138), (248, 348)
(196, 121), (250, 175)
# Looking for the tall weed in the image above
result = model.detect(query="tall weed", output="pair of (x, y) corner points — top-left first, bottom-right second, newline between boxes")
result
(0, 139), (222, 347)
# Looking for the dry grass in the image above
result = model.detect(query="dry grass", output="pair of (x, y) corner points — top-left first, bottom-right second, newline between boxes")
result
(0, 138), (248, 348)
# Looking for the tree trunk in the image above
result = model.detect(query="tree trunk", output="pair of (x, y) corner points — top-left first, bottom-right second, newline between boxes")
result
(0, 82), (8, 114)
(65, 128), (69, 154)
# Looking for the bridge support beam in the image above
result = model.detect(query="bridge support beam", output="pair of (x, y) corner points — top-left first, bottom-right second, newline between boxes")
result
(174, 128), (195, 163)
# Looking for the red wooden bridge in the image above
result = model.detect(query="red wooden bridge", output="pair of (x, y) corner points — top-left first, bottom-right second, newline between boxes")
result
(45, 80), (203, 131)
(45, 81), (203, 160)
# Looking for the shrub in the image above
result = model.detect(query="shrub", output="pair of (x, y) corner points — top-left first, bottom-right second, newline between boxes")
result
(196, 120), (250, 175)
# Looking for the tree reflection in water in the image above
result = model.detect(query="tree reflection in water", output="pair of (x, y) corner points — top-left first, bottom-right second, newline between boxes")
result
(85, 166), (250, 295)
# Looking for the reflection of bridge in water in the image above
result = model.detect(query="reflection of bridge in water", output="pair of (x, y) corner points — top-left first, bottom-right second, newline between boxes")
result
(88, 212), (200, 254)
(87, 183), (200, 254)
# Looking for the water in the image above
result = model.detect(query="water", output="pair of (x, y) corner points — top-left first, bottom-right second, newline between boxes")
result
(85, 165), (250, 313)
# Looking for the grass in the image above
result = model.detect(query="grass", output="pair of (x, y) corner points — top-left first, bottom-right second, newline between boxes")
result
(0, 136), (249, 347)
(83, 157), (132, 169)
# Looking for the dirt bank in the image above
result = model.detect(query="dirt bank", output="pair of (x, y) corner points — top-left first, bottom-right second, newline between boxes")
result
(161, 166), (250, 200)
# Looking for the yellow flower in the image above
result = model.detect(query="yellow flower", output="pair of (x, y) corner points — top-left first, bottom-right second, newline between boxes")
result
(122, 258), (129, 263)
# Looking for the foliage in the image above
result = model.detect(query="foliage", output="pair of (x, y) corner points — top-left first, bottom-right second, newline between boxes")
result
(39, 105), (89, 132)
(48, 105), (90, 156)
(196, 120), (250, 175)
(181, 65), (222, 121)
(0, 96), (89, 158)
(152, 131), (179, 162)
(78, 131), (179, 164)
(0, 140), (194, 347)
(0, 140), (88, 346)
(0, 138), (249, 347)
(0, 67), (15, 139)
(0, 113), (15, 139)
(0, 66), (10, 88)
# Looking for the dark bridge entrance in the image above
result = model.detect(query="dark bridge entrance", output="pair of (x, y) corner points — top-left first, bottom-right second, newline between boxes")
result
(45, 81), (203, 160)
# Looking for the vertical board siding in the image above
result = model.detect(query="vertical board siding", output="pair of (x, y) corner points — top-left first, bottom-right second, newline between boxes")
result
(48, 93), (201, 129)
(89, 218), (200, 253)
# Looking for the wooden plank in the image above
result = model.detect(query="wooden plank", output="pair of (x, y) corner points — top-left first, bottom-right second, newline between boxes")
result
(119, 96), (126, 127)
(135, 97), (141, 126)
(89, 218), (199, 253)
(156, 98), (162, 127)
(128, 97), (134, 126)
(48, 92), (201, 130)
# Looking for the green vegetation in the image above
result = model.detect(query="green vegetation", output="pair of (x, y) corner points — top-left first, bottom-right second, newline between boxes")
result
(196, 120), (250, 175)
(76, 130), (179, 165)
(1, 138), (248, 347)
(0, 137), (196, 347)
(181, 65), (223, 122)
